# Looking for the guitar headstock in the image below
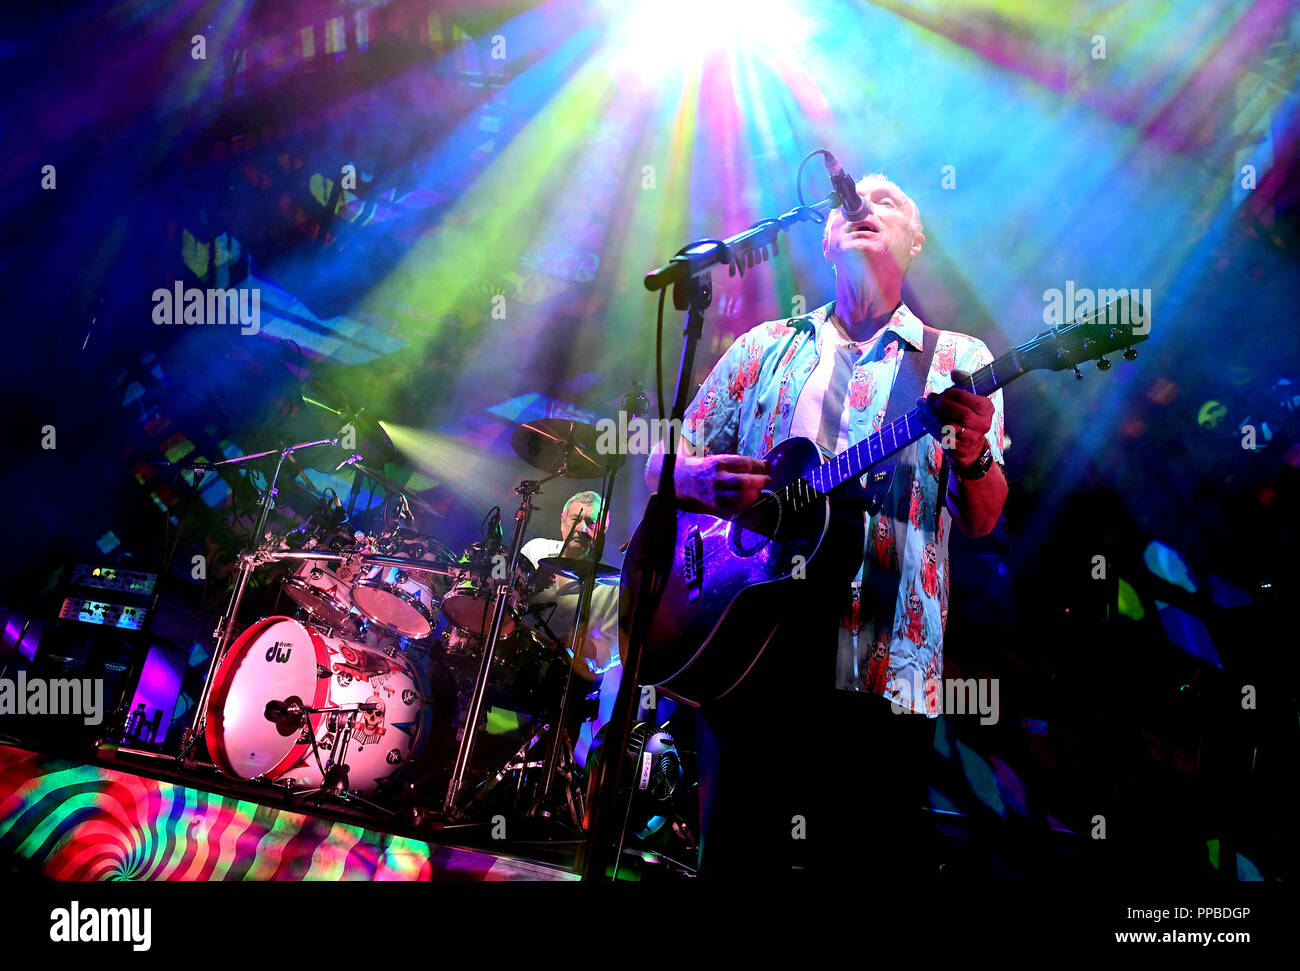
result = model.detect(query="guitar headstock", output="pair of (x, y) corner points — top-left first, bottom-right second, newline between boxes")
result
(1018, 293), (1150, 375)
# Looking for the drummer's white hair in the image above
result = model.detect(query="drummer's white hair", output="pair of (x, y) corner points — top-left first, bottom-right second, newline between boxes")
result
(565, 490), (601, 510)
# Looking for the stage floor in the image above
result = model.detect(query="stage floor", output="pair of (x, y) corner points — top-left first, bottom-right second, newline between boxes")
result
(0, 741), (580, 881)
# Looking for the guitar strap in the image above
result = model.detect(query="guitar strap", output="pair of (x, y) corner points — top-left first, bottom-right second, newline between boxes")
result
(869, 321), (937, 516)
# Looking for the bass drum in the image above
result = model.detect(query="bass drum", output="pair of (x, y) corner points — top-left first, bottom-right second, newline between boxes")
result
(204, 616), (430, 795)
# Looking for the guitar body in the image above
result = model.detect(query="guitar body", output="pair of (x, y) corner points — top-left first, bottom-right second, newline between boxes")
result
(619, 437), (868, 706)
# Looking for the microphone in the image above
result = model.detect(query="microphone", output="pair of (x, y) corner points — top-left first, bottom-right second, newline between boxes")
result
(823, 151), (870, 222)
(318, 490), (348, 527)
(621, 381), (648, 419)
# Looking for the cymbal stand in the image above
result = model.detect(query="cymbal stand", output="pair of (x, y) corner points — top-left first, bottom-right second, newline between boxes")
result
(442, 473), (558, 816)
(466, 721), (548, 811)
(529, 451), (620, 820)
(177, 435), (339, 764)
(469, 717), (586, 829)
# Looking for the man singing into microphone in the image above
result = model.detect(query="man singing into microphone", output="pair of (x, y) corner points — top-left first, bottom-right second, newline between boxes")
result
(646, 172), (1007, 877)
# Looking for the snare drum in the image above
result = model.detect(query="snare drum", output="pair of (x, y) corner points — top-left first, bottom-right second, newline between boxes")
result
(441, 543), (535, 638)
(204, 616), (428, 795)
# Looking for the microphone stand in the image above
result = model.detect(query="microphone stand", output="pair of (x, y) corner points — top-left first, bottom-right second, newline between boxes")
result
(581, 193), (838, 880)
(177, 435), (340, 765)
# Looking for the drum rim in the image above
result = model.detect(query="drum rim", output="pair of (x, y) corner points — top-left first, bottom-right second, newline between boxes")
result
(350, 578), (436, 637)
(282, 576), (356, 626)
(441, 598), (516, 638)
(204, 615), (333, 782)
(442, 578), (517, 634)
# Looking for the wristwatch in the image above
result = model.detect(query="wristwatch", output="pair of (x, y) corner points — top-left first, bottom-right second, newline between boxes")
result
(955, 446), (994, 481)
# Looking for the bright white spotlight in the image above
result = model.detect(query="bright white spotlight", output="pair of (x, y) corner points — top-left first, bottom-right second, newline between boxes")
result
(604, 0), (810, 80)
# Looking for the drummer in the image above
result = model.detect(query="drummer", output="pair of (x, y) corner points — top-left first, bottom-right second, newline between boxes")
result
(518, 490), (622, 765)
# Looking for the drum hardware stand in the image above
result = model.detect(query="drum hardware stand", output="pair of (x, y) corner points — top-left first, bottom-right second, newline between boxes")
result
(528, 444), (621, 824)
(466, 721), (549, 811)
(175, 435), (342, 767)
(468, 720), (586, 830)
(548, 731), (586, 828)
(442, 470), (563, 818)
(526, 728), (586, 829)
(275, 699), (394, 816)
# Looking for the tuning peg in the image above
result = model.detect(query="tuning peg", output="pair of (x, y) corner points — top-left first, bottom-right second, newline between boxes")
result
(1122, 346), (1138, 361)
(1096, 357), (1111, 371)
(1072, 365), (1083, 380)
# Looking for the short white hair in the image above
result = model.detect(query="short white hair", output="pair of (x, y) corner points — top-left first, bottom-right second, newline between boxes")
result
(868, 173), (923, 237)
(564, 491), (601, 512)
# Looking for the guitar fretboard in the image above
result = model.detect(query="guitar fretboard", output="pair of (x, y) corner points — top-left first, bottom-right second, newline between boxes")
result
(803, 348), (1026, 495)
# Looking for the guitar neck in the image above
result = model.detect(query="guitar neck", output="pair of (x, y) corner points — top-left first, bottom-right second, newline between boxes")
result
(805, 350), (1027, 495)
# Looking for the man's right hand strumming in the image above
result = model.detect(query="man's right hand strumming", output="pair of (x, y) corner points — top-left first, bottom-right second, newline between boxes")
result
(645, 447), (771, 518)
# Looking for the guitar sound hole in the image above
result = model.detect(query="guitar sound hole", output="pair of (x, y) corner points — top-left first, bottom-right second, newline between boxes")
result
(730, 490), (781, 556)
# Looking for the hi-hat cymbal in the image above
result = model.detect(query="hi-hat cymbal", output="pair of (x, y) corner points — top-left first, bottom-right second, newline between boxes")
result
(537, 556), (620, 584)
(510, 418), (623, 478)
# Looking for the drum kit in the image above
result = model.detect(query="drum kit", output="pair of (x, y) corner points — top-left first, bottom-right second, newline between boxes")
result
(176, 383), (627, 832)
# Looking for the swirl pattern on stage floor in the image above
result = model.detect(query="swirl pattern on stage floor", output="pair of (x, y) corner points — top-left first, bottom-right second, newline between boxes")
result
(0, 746), (572, 881)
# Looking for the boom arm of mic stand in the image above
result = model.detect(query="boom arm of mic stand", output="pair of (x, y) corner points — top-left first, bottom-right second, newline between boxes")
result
(643, 192), (838, 293)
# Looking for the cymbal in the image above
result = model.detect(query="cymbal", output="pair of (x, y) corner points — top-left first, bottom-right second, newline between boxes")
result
(510, 418), (623, 478)
(300, 380), (396, 466)
(300, 379), (351, 419)
(537, 556), (620, 585)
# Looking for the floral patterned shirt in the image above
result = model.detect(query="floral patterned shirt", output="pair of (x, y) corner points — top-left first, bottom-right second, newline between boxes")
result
(681, 301), (1006, 715)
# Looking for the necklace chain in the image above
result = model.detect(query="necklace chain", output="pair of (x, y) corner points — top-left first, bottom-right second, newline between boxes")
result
(829, 306), (897, 350)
